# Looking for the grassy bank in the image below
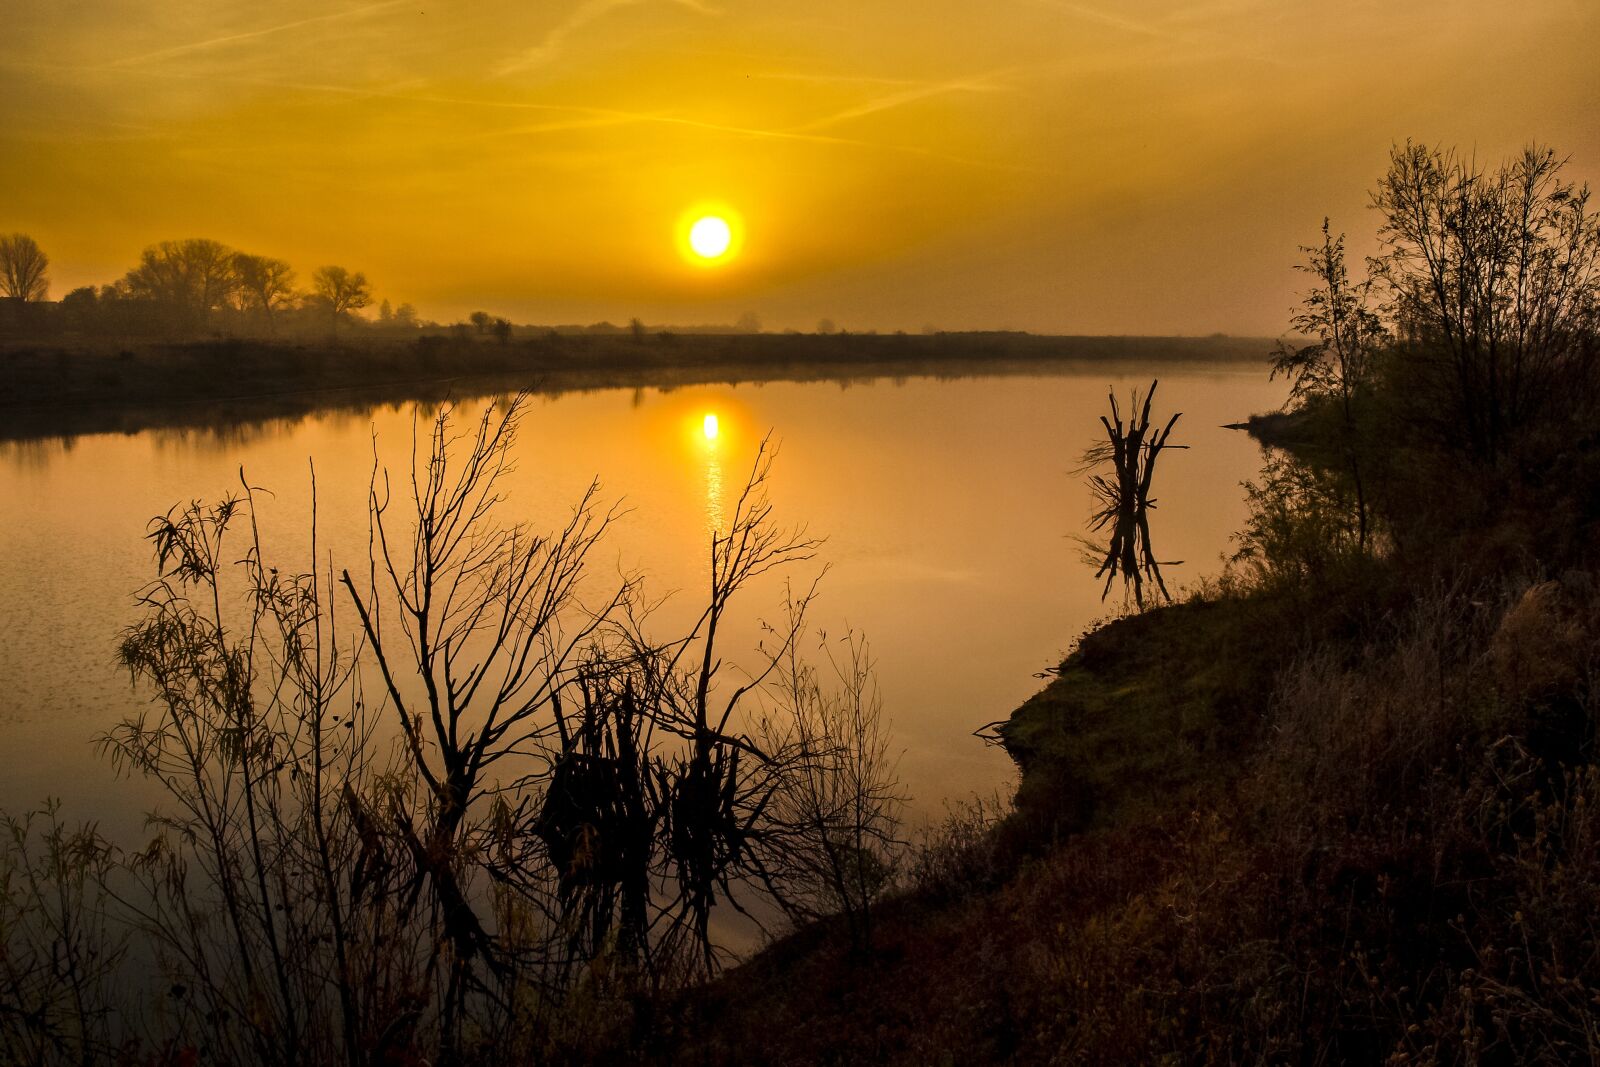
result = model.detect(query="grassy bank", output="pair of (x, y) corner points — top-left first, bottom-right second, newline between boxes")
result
(634, 372), (1600, 1062)
(0, 331), (1270, 442)
(632, 535), (1599, 1066)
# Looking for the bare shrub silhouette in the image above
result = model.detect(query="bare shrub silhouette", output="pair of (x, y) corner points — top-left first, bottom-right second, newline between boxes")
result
(0, 396), (904, 1062)
(107, 478), (421, 1064)
(755, 609), (906, 953)
(0, 804), (124, 1064)
(1373, 143), (1600, 461)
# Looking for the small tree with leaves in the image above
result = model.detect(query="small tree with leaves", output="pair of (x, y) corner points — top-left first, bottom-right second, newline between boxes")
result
(1272, 219), (1386, 547)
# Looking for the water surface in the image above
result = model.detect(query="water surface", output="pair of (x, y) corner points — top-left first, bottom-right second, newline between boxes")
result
(0, 362), (1284, 832)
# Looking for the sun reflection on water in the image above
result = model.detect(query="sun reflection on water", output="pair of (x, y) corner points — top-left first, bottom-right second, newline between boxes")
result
(700, 411), (724, 533)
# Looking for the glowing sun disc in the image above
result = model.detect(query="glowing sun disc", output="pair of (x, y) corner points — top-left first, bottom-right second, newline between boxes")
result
(703, 413), (720, 439)
(689, 216), (732, 259)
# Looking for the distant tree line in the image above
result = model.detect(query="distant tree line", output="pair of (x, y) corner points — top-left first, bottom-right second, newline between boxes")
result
(0, 233), (788, 345)
(0, 230), (802, 346)
(0, 234), (433, 342)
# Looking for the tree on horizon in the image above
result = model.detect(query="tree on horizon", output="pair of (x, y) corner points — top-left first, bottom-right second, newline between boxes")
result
(0, 233), (50, 302)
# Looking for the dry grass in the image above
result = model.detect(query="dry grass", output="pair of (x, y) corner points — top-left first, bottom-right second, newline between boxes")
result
(637, 570), (1600, 1065)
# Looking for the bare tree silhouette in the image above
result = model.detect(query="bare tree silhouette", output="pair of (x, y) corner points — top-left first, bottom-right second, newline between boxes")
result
(312, 265), (372, 334)
(121, 238), (237, 333)
(232, 253), (297, 334)
(0, 233), (49, 301)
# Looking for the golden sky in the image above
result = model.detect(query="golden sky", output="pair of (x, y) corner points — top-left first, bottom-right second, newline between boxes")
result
(3, 0), (1596, 333)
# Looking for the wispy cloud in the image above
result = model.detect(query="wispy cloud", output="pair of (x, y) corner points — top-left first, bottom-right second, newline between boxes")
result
(496, 0), (718, 76)
(1028, 0), (1291, 69)
(111, 1), (412, 67)
(1048, 2), (1170, 39)
(83, 60), (1038, 172)
(756, 71), (991, 88)
(791, 71), (1014, 133)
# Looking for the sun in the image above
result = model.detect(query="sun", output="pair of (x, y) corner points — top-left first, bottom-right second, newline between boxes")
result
(678, 204), (743, 266)
(702, 412), (720, 440)
(688, 216), (732, 259)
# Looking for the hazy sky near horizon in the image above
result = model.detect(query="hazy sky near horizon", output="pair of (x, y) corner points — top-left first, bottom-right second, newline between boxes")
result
(2, 0), (1596, 333)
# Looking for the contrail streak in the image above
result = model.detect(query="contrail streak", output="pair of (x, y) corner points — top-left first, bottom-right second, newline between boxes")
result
(113, 0), (411, 67)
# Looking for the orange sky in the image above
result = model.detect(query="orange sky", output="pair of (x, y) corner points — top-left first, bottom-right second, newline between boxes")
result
(3, 0), (1596, 333)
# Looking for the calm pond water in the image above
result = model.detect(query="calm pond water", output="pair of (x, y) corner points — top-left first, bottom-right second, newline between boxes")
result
(0, 362), (1284, 835)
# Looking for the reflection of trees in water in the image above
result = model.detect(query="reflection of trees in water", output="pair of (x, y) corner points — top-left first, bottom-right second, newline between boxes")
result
(152, 417), (306, 453)
(0, 436), (78, 468)
(1077, 380), (1184, 609)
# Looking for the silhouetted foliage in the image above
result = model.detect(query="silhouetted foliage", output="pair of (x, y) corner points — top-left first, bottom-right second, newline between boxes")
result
(59, 285), (98, 332)
(1232, 452), (1367, 587)
(1272, 219), (1385, 546)
(1372, 142), (1600, 461)
(757, 618), (905, 953)
(1274, 223), (1385, 410)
